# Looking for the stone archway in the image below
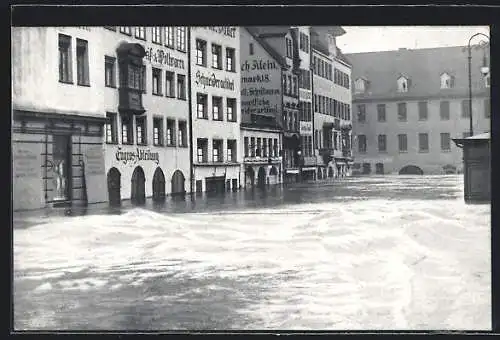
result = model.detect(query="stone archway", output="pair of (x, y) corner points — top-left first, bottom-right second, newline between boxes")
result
(107, 167), (121, 207)
(328, 166), (334, 178)
(152, 167), (166, 202)
(171, 170), (186, 196)
(399, 165), (424, 175)
(269, 166), (278, 185)
(131, 166), (146, 205)
(257, 166), (266, 188)
(245, 166), (255, 187)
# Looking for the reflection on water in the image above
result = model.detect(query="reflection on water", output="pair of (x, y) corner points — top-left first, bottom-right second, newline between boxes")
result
(13, 175), (491, 330)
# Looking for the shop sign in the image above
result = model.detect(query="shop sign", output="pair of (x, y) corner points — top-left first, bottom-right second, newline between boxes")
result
(115, 147), (160, 165)
(203, 26), (237, 38)
(13, 146), (39, 178)
(144, 47), (185, 69)
(195, 71), (235, 91)
(299, 121), (313, 135)
(84, 146), (105, 175)
(299, 89), (312, 101)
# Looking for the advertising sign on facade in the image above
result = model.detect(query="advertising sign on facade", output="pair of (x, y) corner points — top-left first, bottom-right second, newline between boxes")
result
(299, 89), (312, 101)
(115, 147), (160, 165)
(13, 145), (39, 178)
(299, 121), (313, 135)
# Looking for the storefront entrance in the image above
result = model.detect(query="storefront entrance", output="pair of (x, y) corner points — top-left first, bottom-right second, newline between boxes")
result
(51, 134), (72, 202)
(152, 167), (166, 202)
(206, 176), (225, 194)
(131, 166), (146, 205)
(171, 170), (186, 196)
(107, 167), (121, 207)
(257, 166), (266, 188)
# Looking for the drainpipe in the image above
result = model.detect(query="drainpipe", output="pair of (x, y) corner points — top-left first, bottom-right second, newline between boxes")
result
(187, 27), (194, 197)
(310, 43), (316, 180)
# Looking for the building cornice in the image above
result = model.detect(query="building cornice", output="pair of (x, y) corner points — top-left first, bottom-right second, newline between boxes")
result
(352, 91), (490, 103)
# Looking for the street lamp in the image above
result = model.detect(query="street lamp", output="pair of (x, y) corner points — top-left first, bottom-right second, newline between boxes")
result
(467, 33), (489, 137)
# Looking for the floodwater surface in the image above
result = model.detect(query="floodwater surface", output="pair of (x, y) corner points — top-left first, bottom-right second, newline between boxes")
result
(13, 175), (491, 330)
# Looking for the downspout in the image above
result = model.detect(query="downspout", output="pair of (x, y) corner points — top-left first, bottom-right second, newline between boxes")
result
(310, 44), (316, 179)
(187, 27), (194, 197)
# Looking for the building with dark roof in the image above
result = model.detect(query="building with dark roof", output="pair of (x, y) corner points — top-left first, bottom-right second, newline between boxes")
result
(346, 45), (490, 175)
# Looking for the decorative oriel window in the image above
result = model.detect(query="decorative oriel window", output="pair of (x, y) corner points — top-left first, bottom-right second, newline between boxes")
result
(116, 42), (146, 116)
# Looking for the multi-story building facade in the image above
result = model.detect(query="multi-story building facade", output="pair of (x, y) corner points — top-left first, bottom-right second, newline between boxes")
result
(102, 26), (190, 205)
(311, 27), (353, 180)
(190, 27), (242, 194)
(12, 27), (107, 211)
(240, 28), (284, 188)
(294, 26), (315, 181)
(249, 26), (302, 184)
(347, 46), (490, 175)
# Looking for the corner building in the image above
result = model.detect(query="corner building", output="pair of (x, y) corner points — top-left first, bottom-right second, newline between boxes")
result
(190, 27), (242, 194)
(102, 26), (190, 205)
(12, 27), (107, 211)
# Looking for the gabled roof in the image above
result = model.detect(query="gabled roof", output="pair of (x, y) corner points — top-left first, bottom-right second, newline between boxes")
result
(244, 27), (288, 68)
(247, 26), (290, 38)
(346, 45), (490, 100)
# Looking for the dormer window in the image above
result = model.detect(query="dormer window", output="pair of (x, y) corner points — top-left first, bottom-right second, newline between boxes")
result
(397, 76), (409, 93)
(355, 78), (366, 94)
(440, 72), (454, 89)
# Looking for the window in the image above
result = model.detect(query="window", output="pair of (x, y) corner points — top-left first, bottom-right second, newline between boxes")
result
(178, 121), (187, 147)
(244, 137), (249, 157)
(226, 48), (236, 72)
(152, 68), (162, 95)
(256, 138), (262, 157)
(398, 134), (407, 152)
(197, 138), (208, 163)
(212, 96), (223, 120)
(249, 43), (254, 55)
(286, 37), (293, 57)
(165, 27), (175, 48)
(153, 117), (163, 146)
(398, 77), (408, 92)
(105, 56), (116, 87)
(375, 104), (386, 122)
(357, 104), (366, 122)
(263, 138), (268, 157)
(167, 119), (176, 146)
(273, 138), (278, 157)
(141, 64), (146, 93)
(268, 138), (273, 157)
(250, 137), (256, 157)
(213, 139), (223, 162)
(177, 74), (186, 100)
(300, 32), (309, 53)
(165, 71), (175, 97)
(197, 93), (208, 119)
(136, 117), (146, 145)
(358, 135), (367, 153)
(300, 69), (311, 89)
(227, 98), (236, 122)
(441, 73), (453, 89)
(440, 133), (450, 151)
(440, 101), (450, 120)
(287, 75), (292, 95)
(196, 39), (207, 66)
(227, 140), (237, 162)
(58, 34), (72, 83)
(485, 98), (491, 118)
(76, 39), (89, 86)
(292, 77), (297, 96)
(485, 74), (491, 88)
(121, 115), (133, 144)
(119, 26), (131, 35)
(398, 102), (407, 121)
(355, 78), (365, 93)
(135, 27), (146, 40)
(151, 27), (162, 44)
(176, 27), (186, 51)
(461, 99), (471, 118)
(418, 101), (428, 121)
(378, 135), (387, 152)
(212, 44), (222, 69)
(418, 133), (429, 152)
(105, 113), (117, 144)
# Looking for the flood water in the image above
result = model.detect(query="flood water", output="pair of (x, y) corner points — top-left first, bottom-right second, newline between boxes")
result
(13, 175), (491, 331)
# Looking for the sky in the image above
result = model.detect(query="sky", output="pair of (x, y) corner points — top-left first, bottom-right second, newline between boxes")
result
(336, 26), (490, 54)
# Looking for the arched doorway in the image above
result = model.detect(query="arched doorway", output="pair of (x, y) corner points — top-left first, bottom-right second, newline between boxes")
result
(375, 163), (384, 174)
(152, 167), (166, 202)
(318, 167), (323, 180)
(269, 166), (278, 185)
(328, 166), (334, 178)
(399, 165), (424, 175)
(131, 166), (146, 205)
(107, 167), (121, 207)
(245, 166), (255, 188)
(171, 170), (186, 196)
(257, 166), (266, 188)
(362, 163), (371, 175)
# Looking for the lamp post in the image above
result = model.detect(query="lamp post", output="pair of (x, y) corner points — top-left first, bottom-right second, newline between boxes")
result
(467, 33), (489, 137)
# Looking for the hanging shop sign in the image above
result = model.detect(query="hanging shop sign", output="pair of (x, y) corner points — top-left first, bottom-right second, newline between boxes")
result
(195, 71), (235, 91)
(144, 47), (185, 70)
(299, 121), (313, 135)
(115, 147), (160, 165)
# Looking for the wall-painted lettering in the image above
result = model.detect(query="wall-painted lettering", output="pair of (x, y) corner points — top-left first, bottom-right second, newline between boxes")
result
(203, 26), (237, 38)
(115, 147), (160, 165)
(144, 47), (185, 70)
(241, 59), (278, 71)
(195, 71), (235, 91)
